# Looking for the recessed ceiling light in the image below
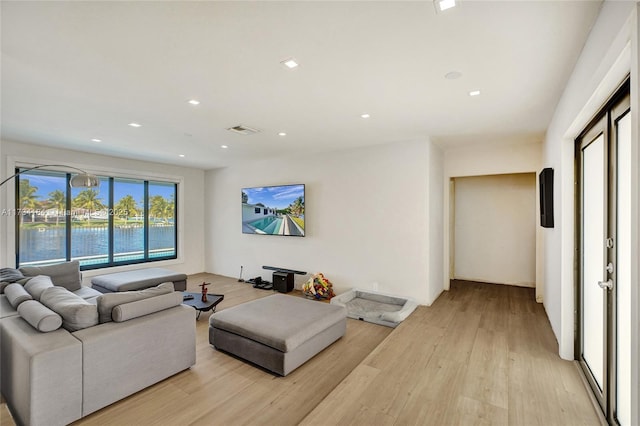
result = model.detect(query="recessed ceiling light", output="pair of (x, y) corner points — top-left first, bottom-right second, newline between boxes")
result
(278, 132), (287, 136)
(434, 0), (456, 12)
(281, 58), (299, 69)
(469, 90), (481, 97)
(445, 71), (462, 80)
(128, 122), (141, 128)
(361, 113), (371, 119)
(91, 138), (102, 143)
(221, 145), (228, 149)
(188, 99), (200, 105)
(179, 154), (185, 157)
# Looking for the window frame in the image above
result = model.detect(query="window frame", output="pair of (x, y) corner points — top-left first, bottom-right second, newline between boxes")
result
(14, 168), (178, 271)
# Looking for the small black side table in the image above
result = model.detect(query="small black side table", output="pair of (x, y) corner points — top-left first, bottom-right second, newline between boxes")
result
(182, 292), (224, 319)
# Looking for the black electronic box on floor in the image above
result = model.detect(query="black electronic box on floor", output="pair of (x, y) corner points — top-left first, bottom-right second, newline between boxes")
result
(272, 271), (294, 293)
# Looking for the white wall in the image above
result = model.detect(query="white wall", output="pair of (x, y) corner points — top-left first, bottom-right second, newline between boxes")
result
(0, 139), (206, 278)
(427, 142), (444, 304)
(442, 141), (543, 297)
(454, 173), (536, 287)
(542, 1), (637, 363)
(205, 140), (442, 305)
(445, 141), (542, 179)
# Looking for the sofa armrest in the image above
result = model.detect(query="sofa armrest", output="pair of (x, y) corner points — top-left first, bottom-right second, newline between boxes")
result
(0, 316), (82, 426)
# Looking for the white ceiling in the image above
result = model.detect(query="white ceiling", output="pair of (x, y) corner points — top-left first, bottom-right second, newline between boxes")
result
(1, 1), (602, 170)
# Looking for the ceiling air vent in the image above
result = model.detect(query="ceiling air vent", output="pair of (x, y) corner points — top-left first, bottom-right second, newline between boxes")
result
(226, 124), (260, 135)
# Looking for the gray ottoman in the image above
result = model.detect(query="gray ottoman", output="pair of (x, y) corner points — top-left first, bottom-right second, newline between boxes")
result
(209, 294), (347, 376)
(91, 268), (187, 293)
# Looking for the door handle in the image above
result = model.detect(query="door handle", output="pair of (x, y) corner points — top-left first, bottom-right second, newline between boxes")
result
(598, 279), (613, 290)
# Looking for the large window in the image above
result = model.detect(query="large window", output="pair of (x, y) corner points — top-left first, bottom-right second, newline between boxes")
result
(148, 182), (176, 259)
(113, 179), (145, 263)
(71, 177), (110, 267)
(16, 168), (177, 270)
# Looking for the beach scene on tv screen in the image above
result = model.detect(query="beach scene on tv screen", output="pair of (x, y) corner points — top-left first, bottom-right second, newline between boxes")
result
(241, 184), (305, 236)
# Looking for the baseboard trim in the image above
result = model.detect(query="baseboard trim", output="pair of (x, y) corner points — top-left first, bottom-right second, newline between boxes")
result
(452, 277), (536, 288)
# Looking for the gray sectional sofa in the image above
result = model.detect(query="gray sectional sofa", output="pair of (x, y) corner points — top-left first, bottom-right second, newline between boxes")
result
(0, 262), (196, 426)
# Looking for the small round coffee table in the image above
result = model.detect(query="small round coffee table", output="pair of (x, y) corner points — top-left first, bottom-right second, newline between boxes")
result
(182, 292), (224, 319)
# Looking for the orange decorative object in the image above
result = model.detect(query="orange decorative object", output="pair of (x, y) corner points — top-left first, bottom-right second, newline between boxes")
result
(199, 282), (211, 302)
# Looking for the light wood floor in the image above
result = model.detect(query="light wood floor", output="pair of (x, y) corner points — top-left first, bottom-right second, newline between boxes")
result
(0, 395), (12, 426)
(1, 277), (600, 425)
(302, 280), (601, 425)
(75, 274), (392, 426)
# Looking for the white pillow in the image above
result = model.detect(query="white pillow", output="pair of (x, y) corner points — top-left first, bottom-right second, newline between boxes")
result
(4, 283), (33, 308)
(96, 282), (174, 323)
(18, 300), (62, 332)
(24, 275), (55, 301)
(112, 292), (182, 322)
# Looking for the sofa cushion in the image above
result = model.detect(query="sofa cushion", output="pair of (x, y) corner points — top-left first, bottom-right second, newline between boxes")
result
(112, 292), (183, 322)
(5, 283), (33, 308)
(20, 261), (82, 291)
(41, 286), (99, 332)
(73, 286), (103, 300)
(17, 300), (63, 332)
(24, 275), (55, 301)
(96, 282), (174, 323)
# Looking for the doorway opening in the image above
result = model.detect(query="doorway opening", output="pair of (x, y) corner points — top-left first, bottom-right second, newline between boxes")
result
(450, 173), (537, 289)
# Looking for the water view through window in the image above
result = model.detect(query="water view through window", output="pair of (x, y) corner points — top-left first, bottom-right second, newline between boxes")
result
(149, 182), (176, 259)
(17, 169), (177, 269)
(113, 178), (145, 263)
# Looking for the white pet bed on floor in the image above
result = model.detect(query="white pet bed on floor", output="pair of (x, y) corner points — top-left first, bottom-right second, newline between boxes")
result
(330, 289), (418, 328)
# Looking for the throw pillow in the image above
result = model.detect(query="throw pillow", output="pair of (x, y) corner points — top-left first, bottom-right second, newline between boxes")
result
(17, 300), (63, 332)
(112, 292), (183, 322)
(96, 282), (174, 323)
(40, 286), (98, 331)
(24, 275), (55, 301)
(20, 260), (82, 291)
(4, 283), (33, 308)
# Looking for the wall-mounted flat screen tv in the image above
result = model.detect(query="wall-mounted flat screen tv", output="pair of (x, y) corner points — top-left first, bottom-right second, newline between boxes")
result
(241, 184), (305, 236)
